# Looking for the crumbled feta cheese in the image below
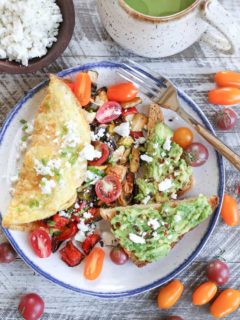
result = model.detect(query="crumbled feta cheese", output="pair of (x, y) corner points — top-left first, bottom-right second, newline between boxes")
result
(91, 127), (106, 141)
(19, 141), (27, 152)
(62, 121), (81, 148)
(158, 178), (172, 192)
(134, 137), (146, 147)
(83, 211), (93, 220)
(153, 143), (158, 149)
(59, 210), (70, 218)
(160, 152), (166, 157)
(10, 175), (18, 184)
(0, 0), (62, 66)
(142, 195), (151, 205)
(111, 146), (125, 163)
(34, 159), (61, 177)
(174, 214), (182, 222)
(114, 122), (130, 137)
(163, 137), (172, 151)
(80, 144), (102, 161)
(129, 233), (146, 244)
(174, 171), (180, 177)
(85, 170), (101, 185)
(140, 154), (153, 163)
(168, 234), (173, 240)
(74, 230), (86, 242)
(171, 193), (177, 200)
(40, 178), (56, 195)
(77, 220), (89, 233)
(24, 123), (34, 135)
(148, 218), (160, 230)
(74, 202), (80, 209)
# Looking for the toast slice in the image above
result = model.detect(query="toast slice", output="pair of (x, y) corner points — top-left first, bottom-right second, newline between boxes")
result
(100, 195), (219, 267)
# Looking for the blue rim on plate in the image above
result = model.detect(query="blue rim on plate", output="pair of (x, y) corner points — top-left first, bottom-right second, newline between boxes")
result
(0, 61), (225, 298)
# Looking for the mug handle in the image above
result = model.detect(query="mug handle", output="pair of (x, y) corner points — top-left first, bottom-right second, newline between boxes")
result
(200, 0), (240, 54)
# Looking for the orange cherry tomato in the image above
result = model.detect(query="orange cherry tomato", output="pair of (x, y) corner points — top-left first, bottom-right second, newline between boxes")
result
(157, 279), (184, 309)
(172, 127), (193, 149)
(208, 87), (240, 105)
(210, 289), (240, 318)
(84, 247), (105, 281)
(107, 82), (138, 102)
(74, 72), (91, 106)
(192, 281), (217, 306)
(65, 81), (75, 92)
(221, 194), (240, 227)
(215, 71), (240, 88)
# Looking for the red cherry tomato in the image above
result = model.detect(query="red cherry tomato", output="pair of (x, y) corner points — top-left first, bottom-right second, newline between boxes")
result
(184, 143), (209, 167)
(74, 72), (91, 106)
(82, 234), (101, 255)
(206, 259), (230, 285)
(107, 82), (138, 102)
(96, 101), (122, 124)
(59, 240), (84, 267)
(208, 87), (240, 105)
(221, 194), (239, 227)
(122, 107), (138, 117)
(215, 71), (240, 88)
(173, 127), (193, 149)
(84, 247), (105, 280)
(110, 246), (129, 265)
(18, 293), (44, 320)
(88, 141), (110, 166)
(216, 108), (238, 130)
(95, 175), (122, 204)
(30, 229), (51, 258)
(52, 213), (69, 229)
(130, 131), (144, 139)
(165, 317), (184, 320)
(0, 242), (17, 263)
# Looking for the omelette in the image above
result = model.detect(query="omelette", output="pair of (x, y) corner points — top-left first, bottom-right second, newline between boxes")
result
(2, 75), (91, 230)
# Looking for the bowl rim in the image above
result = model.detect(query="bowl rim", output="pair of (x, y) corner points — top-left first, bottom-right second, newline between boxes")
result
(0, 0), (75, 74)
(0, 61), (225, 297)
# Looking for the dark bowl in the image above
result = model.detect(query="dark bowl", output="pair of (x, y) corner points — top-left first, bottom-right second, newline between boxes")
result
(0, 0), (75, 74)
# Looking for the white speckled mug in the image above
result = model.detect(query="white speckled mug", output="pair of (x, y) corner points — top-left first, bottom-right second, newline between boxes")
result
(97, 0), (240, 58)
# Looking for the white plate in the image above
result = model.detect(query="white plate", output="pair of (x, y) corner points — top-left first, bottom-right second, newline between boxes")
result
(0, 62), (224, 297)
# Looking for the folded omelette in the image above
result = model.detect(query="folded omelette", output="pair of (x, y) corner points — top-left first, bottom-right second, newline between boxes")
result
(2, 75), (90, 230)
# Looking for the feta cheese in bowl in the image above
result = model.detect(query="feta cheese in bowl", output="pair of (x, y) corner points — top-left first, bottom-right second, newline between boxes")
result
(0, 0), (75, 74)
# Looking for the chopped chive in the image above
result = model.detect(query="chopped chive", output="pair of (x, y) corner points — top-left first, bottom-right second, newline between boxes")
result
(20, 119), (27, 124)
(47, 221), (56, 227)
(29, 199), (39, 208)
(21, 136), (27, 142)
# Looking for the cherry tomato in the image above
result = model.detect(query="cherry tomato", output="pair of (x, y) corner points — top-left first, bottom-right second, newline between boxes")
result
(18, 293), (44, 320)
(107, 82), (138, 102)
(210, 289), (240, 318)
(157, 279), (184, 309)
(30, 229), (51, 258)
(88, 141), (110, 166)
(221, 194), (239, 227)
(95, 175), (122, 204)
(192, 281), (217, 305)
(216, 108), (237, 130)
(74, 72), (91, 106)
(65, 81), (75, 92)
(215, 71), (240, 88)
(96, 101), (122, 124)
(0, 242), (17, 263)
(208, 87), (240, 105)
(52, 213), (69, 229)
(206, 259), (230, 285)
(184, 142), (209, 167)
(173, 127), (193, 149)
(122, 107), (138, 117)
(164, 317), (183, 320)
(130, 131), (144, 139)
(110, 246), (129, 265)
(84, 247), (105, 280)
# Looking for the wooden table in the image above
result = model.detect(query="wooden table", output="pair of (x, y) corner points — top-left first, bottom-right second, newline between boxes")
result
(0, 0), (239, 319)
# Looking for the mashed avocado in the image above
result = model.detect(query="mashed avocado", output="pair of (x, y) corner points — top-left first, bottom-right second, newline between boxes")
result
(135, 122), (192, 203)
(111, 195), (212, 263)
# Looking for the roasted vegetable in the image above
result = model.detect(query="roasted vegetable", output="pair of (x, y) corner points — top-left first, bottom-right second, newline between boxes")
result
(121, 97), (142, 109)
(118, 172), (134, 206)
(87, 70), (99, 83)
(95, 87), (108, 106)
(111, 146), (125, 163)
(106, 165), (127, 182)
(118, 136), (134, 147)
(147, 103), (164, 135)
(120, 148), (131, 165)
(130, 147), (140, 173)
(131, 113), (148, 131)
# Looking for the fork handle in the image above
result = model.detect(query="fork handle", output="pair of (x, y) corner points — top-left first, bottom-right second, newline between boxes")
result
(177, 107), (240, 171)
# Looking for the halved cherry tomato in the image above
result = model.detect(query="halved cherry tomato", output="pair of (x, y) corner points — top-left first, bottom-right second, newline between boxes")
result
(88, 142), (110, 166)
(122, 107), (138, 117)
(157, 279), (184, 309)
(52, 213), (69, 229)
(84, 247), (105, 280)
(95, 175), (122, 204)
(60, 240), (84, 267)
(130, 131), (144, 139)
(65, 81), (75, 92)
(173, 127), (193, 149)
(74, 72), (91, 106)
(221, 194), (240, 227)
(82, 234), (101, 255)
(215, 71), (240, 88)
(30, 229), (51, 258)
(216, 108), (237, 130)
(210, 289), (240, 318)
(96, 101), (122, 124)
(208, 87), (240, 105)
(107, 82), (138, 102)
(192, 282), (217, 306)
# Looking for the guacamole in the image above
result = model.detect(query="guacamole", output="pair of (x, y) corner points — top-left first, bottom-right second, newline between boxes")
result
(111, 195), (212, 264)
(135, 122), (192, 204)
